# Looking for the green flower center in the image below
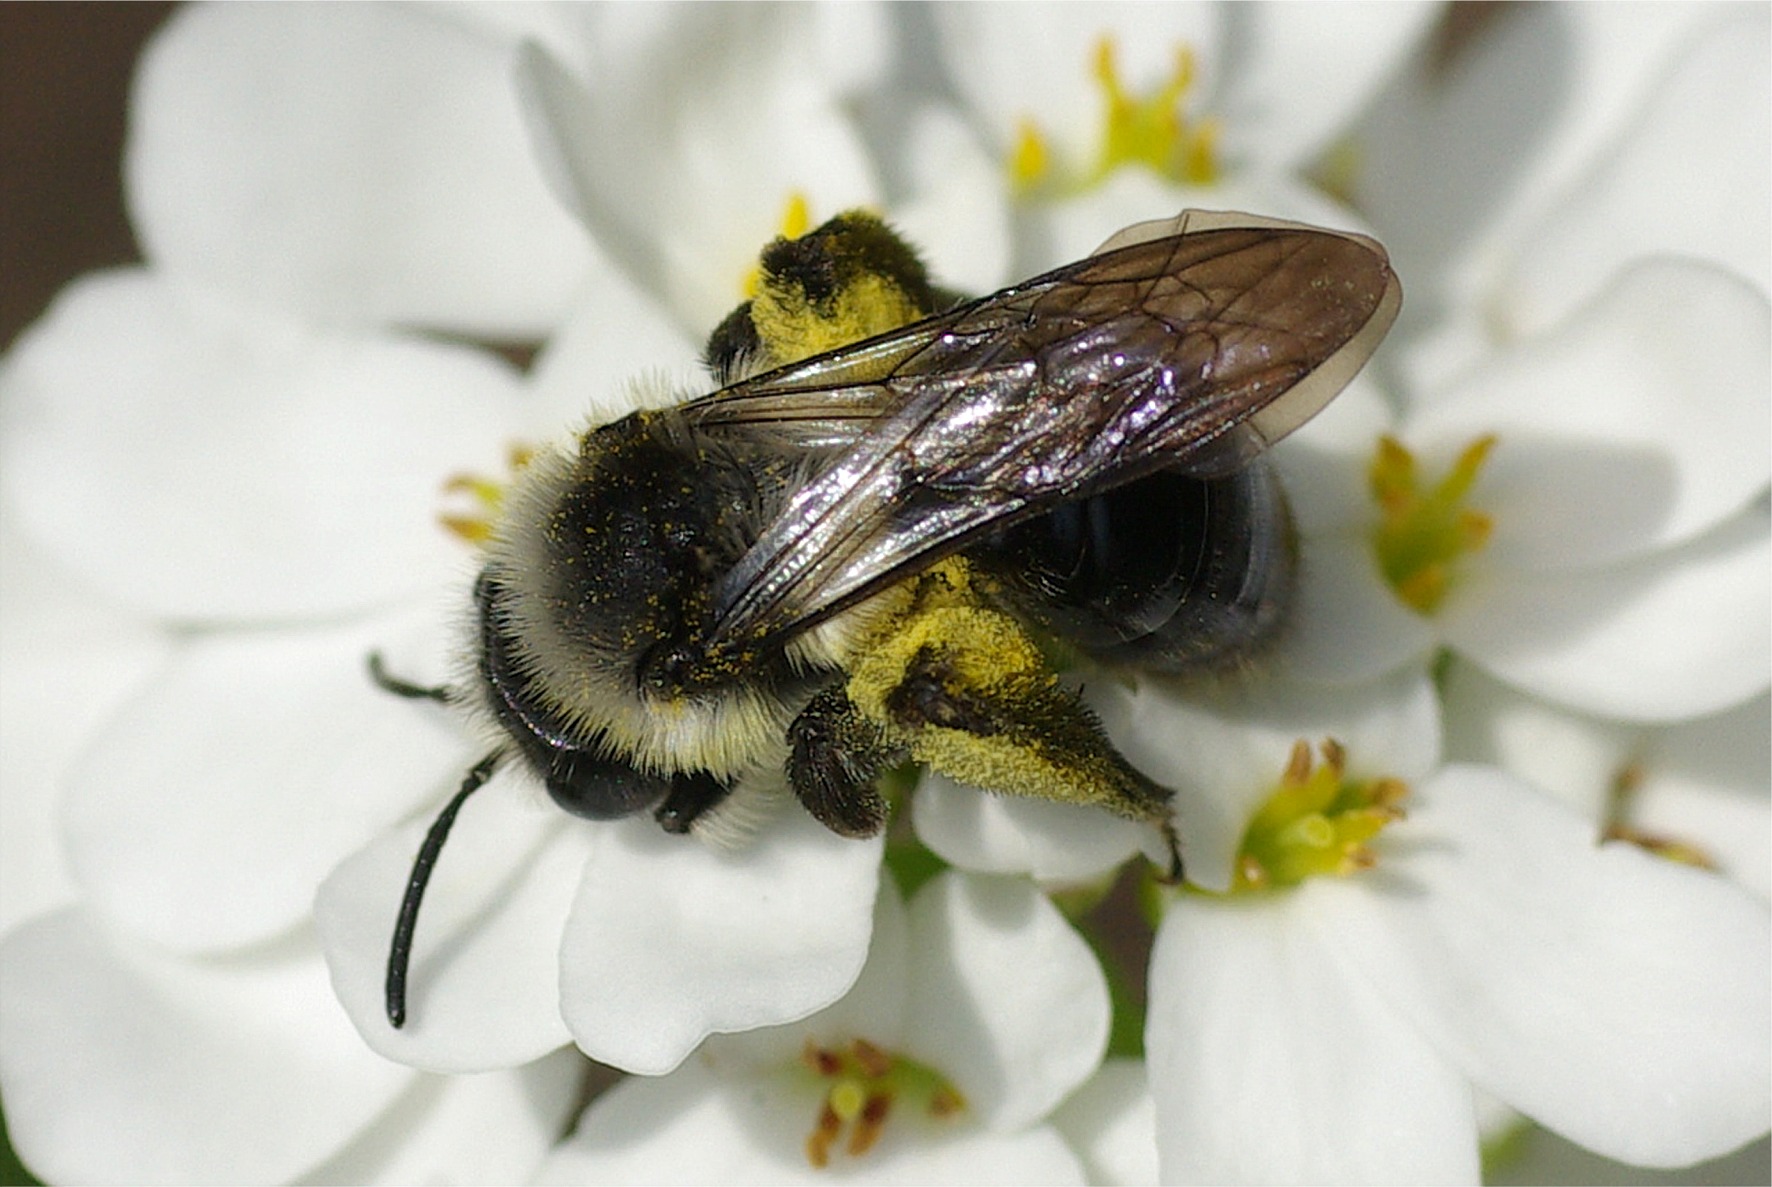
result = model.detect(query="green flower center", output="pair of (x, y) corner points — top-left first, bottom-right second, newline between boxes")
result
(799, 1037), (965, 1168)
(1012, 35), (1221, 196)
(1369, 434), (1497, 614)
(1231, 739), (1408, 892)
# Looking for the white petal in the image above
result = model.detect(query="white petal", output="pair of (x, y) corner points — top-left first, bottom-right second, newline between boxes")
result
(1147, 892), (1479, 1184)
(1048, 1058), (1160, 1187)
(1443, 503), (1771, 722)
(128, 3), (588, 335)
(536, 1058), (1086, 1184)
(884, 104), (1014, 297)
(1357, 4), (1733, 354)
(523, 262), (703, 437)
(1323, 764), (1772, 1167)
(934, 3), (1221, 164)
(0, 271), (522, 620)
(703, 877), (913, 1073)
(314, 767), (578, 1073)
(300, 1049), (585, 1186)
(63, 608), (473, 954)
(1268, 531), (1439, 686)
(1439, 659), (1638, 822)
(1272, 372), (1398, 538)
(0, 517), (171, 933)
(902, 873), (1109, 1132)
(1220, 3), (1440, 168)
(912, 771), (1147, 884)
(1409, 260), (1770, 567)
(518, 8), (882, 335)
(1502, 8), (1772, 335)
(559, 811), (881, 1075)
(1096, 663), (1441, 892)
(0, 909), (409, 1186)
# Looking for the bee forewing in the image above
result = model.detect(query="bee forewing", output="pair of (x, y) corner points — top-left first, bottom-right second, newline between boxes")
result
(701, 212), (1400, 652)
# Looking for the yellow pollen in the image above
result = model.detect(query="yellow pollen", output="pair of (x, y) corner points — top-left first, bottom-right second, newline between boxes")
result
(798, 1037), (966, 1168)
(743, 190), (815, 298)
(439, 443), (533, 546)
(1229, 739), (1409, 892)
(1369, 434), (1497, 614)
(1011, 35), (1221, 197)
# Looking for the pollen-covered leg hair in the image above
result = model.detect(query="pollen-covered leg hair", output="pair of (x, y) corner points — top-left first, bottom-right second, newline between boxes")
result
(846, 574), (1179, 866)
(787, 686), (902, 837)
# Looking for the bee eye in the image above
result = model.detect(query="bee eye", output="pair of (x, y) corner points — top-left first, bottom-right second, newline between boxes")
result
(544, 752), (672, 820)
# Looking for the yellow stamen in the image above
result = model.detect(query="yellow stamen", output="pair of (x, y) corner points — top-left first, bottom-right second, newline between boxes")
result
(797, 1037), (967, 1167)
(439, 443), (533, 546)
(1228, 739), (1409, 892)
(1011, 34), (1222, 197)
(1370, 434), (1497, 614)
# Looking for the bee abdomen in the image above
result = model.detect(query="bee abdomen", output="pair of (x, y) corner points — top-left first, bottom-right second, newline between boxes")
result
(969, 464), (1294, 671)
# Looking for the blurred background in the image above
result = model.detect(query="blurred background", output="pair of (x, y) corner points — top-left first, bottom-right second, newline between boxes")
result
(2, 4), (175, 352)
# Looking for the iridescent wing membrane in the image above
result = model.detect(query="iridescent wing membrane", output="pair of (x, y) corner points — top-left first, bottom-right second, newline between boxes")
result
(684, 210), (1401, 653)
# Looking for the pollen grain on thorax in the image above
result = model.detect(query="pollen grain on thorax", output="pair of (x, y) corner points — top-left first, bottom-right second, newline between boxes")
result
(1369, 433), (1497, 614)
(439, 442), (535, 546)
(1227, 738), (1409, 892)
(1013, 34), (1222, 198)
(799, 1036), (966, 1168)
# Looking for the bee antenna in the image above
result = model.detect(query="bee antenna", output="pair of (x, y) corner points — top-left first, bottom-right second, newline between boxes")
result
(367, 651), (453, 703)
(386, 750), (503, 1028)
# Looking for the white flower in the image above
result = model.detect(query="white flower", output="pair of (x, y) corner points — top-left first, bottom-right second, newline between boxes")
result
(1116, 675), (1769, 1183)
(0, 2), (981, 1179)
(532, 871), (1104, 1183)
(930, 0), (1439, 268)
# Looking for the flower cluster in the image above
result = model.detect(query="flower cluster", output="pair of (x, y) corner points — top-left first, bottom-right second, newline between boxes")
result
(2, 4), (1766, 1184)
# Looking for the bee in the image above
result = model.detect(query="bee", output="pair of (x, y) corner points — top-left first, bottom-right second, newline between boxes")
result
(375, 208), (1400, 1027)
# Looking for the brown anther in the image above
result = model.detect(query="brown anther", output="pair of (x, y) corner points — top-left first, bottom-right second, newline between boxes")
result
(1319, 737), (1347, 776)
(1283, 739), (1313, 784)
(851, 1038), (893, 1078)
(804, 1041), (843, 1077)
(1369, 777), (1410, 809)
(847, 1093), (893, 1157)
(806, 1100), (842, 1168)
(929, 1085), (966, 1117)
(1342, 845), (1378, 874)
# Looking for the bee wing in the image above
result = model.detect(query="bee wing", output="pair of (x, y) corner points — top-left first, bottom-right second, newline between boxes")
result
(695, 213), (1401, 651)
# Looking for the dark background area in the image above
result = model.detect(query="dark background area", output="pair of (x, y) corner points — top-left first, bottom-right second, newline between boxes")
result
(2, 2), (175, 352)
(2, 7), (175, 1179)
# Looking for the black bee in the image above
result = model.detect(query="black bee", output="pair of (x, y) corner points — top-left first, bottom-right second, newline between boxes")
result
(376, 209), (1400, 1026)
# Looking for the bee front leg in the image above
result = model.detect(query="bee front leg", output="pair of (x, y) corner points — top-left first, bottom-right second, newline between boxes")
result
(786, 685), (904, 837)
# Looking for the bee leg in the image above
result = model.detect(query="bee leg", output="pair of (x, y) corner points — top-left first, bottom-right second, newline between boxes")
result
(786, 686), (902, 837)
(653, 771), (735, 835)
(861, 621), (1181, 873)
